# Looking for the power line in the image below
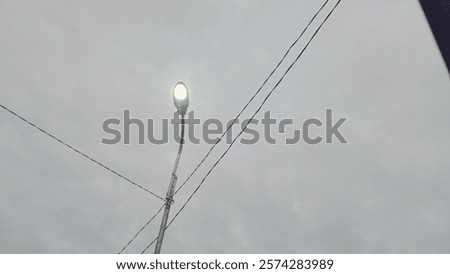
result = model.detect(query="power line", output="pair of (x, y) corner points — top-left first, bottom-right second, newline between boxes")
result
(118, 203), (165, 254)
(0, 103), (165, 201)
(142, 0), (342, 253)
(141, 235), (159, 254)
(173, 0), (331, 196)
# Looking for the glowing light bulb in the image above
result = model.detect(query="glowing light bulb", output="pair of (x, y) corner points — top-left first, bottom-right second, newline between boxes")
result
(173, 83), (188, 100)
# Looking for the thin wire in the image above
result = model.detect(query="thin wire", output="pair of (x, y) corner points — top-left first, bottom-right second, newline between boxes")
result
(173, 0), (331, 196)
(141, 235), (159, 254)
(0, 103), (165, 201)
(118, 203), (165, 254)
(142, 0), (342, 254)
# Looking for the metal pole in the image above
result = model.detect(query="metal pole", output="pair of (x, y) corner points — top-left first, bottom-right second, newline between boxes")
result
(154, 114), (185, 254)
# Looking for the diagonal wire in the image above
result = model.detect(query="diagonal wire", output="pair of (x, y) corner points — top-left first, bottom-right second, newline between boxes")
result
(173, 0), (331, 196)
(0, 103), (165, 201)
(141, 235), (159, 254)
(142, 0), (342, 254)
(118, 203), (165, 254)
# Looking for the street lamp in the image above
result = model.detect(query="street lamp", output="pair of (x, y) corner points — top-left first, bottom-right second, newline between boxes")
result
(154, 81), (189, 254)
(173, 81), (189, 115)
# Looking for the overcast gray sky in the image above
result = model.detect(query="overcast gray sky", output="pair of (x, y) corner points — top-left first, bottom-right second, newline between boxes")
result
(1, 0), (449, 254)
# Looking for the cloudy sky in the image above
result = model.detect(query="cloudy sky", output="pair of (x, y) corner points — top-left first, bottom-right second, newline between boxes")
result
(1, 0), (449, 254)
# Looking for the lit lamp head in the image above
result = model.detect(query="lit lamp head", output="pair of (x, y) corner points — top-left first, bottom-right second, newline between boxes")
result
(173, 81), (189, 115)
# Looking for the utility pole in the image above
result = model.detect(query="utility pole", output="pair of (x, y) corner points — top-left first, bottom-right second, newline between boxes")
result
(154, 82), (189, 254)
